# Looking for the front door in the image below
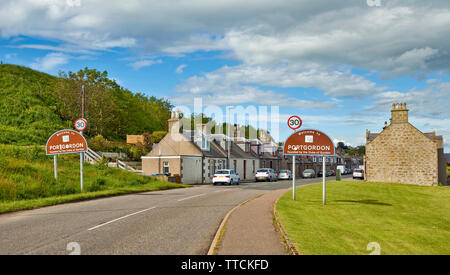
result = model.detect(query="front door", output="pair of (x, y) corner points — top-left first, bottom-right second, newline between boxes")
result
(243, 160), (247, 179)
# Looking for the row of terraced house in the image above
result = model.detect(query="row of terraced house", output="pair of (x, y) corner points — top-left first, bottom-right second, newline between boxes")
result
(141, 111), (362, 184)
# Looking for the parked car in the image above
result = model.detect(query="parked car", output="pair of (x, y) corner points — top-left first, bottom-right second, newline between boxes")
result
(317, 170), (323, 177)
(213, 169), (240, 185)
(302, 169), (316, 178)
(345, 168), (352, 175)
(353, 169), (364, 180)
(327, 170), (335, 176)
(255, 168), (277, 182)
(278, 170), (292, 180)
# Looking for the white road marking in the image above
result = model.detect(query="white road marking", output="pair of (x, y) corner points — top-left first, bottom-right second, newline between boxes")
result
(177, 193), (206, 202)
(88, 207), (156, 231)
(214, 189), (234, 193)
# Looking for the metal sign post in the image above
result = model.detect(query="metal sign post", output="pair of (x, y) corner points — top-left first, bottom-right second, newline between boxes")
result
(74, 118), (87, 192)
(54, 155), (58, 180)
(323, 156), (326, 205)
(80, 151), (84, 192)
(292, 156), (296, 200)
(287, 116), (302, 201)
(46, 129), (88, 192)
(283, 128), (336, 203)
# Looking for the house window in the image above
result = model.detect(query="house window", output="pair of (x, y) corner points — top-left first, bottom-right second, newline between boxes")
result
(245, 143), (250, 153)
(201, 135), (209, 151)
(211, 160), (216, 175)
(163, 161), (169, 174)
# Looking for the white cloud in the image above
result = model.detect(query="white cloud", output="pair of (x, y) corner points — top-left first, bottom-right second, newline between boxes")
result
(175, 64), (187, 74)
(14, 44), (94, 54)
(1, 1), (449, 76)
(175, 64), (381, 98)
(128, 59), (162, 70)
(172, 85), (335, 109)
(30, 52), (69, 72)
(371, 82), (450, 117)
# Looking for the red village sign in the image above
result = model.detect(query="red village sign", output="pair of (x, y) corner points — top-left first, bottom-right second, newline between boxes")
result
(284, 129), (335, 156)
(46, 130), (88, 155)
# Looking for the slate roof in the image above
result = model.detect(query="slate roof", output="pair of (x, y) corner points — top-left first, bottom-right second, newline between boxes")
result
(367, 133), (380, 142)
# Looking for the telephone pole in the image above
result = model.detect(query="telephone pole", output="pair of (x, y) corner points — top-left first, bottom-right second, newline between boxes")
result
(80, 85), (86, 192)
(81, 85), (86, 120)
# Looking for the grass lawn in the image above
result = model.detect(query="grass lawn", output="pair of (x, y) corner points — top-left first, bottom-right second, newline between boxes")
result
(276, 181), (450, 255)
(0, 145), (190, 213)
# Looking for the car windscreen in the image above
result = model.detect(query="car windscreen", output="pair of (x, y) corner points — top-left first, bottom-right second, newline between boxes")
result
(280, 170), (288, 173)
(257, 169), (269, 173)
(304, 170), (314, 173)
(215, 170), (230, 174)
(354, 169), (362, 172)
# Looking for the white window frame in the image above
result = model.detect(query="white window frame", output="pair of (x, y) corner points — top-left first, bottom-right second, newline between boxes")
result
(163, 161), (169, 174)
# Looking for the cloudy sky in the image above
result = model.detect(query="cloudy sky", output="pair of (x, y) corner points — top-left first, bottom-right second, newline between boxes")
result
(1, 0), (449, 151)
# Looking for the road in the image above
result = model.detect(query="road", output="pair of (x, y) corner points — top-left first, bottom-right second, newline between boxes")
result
(0, 175), (352, 255)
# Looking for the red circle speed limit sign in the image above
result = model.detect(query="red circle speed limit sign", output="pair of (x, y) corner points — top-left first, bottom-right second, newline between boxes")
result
(74, 118), (87, 132)
(288, 116), (302, 130)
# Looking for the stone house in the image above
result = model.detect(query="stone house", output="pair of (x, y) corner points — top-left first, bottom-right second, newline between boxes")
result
(365, 103), (447, 186)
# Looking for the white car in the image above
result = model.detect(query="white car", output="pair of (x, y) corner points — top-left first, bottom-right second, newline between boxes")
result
(278, 170), (292, 180)
(213, 169), (240, 185)
(255, 168), (277, 182)
(353, 169), (364, 180)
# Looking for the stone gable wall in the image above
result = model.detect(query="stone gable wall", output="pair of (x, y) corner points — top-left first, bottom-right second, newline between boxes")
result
(366, 123), (438, 186)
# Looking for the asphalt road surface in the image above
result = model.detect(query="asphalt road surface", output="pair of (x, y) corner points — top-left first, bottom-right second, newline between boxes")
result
(0, 175), (352, 255)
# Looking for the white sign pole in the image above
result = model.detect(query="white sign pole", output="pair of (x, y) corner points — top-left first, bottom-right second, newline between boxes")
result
(54, 155), (58, 180)
(323, 156), (326, 205)
(80, 152), (84, 192)
(292, 155), (296, 200)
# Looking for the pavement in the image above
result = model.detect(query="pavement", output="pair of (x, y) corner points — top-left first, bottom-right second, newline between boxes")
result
(215, 188), (289, 255)
(0, 175), (352, 255)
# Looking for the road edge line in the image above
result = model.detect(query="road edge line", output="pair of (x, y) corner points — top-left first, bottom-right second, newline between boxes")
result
(207, 194), (264, 255)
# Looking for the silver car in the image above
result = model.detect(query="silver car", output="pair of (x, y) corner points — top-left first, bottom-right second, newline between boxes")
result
(255, 168), (277, 182)
(302, 169), (316, 178)
(278, 170), (292, 180)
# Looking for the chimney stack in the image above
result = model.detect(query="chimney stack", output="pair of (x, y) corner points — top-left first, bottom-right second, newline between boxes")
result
(391, 102), (408, 124)
(168, 110), (182, 133)
(195, 123), (209, 134)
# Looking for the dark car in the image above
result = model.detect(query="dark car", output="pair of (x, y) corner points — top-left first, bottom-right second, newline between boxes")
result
(326, 170), (335, 176)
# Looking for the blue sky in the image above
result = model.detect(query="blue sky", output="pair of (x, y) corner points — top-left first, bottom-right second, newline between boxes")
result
(1, 0), (449, 151)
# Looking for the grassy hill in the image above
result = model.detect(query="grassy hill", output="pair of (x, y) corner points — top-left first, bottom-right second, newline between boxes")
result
(0, 64), (172, 145)
(0, 65), (185, 213)
(0, 64), (69, 145)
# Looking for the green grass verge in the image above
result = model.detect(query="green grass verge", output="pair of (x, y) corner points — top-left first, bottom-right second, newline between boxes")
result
(276, 181), (450, 255)
(0, 182), (188, 214)
(0, 145), (190, 213)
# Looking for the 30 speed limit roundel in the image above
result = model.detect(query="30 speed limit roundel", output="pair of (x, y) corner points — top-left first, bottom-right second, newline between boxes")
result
(288, 116), (302, 130)
(74, 118), (87, 132)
